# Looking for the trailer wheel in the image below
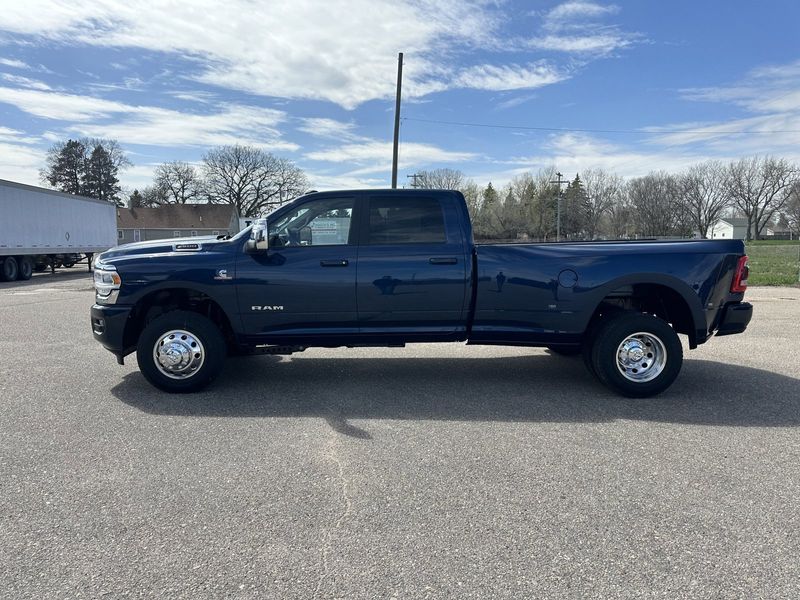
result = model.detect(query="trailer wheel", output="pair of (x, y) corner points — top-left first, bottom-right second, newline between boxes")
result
(589, 313), (683, 398)
(18, 257), (33, 280)
(1, 256), (19, 281)
(137, 310), (226, 393)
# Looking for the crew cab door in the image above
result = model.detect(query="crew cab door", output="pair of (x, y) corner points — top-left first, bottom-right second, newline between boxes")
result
(356, 193), (469, 337)
(236, 195), (358, 341)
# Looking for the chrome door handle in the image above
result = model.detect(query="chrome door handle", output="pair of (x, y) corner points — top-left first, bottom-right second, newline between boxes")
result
(320, 259), (349, 267)
(429, 257), (457, 265)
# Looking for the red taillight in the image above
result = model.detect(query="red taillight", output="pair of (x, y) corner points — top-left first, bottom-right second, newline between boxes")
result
(731, 255), (749, 293)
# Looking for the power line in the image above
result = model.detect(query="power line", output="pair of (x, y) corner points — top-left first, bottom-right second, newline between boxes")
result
(401, 116), (800, 136)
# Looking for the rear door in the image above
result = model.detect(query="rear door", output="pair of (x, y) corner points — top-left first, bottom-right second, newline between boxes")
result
(356, 193), (469, 337)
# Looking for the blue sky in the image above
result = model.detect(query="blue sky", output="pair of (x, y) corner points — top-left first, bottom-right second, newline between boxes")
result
(0, 0), (798, 194)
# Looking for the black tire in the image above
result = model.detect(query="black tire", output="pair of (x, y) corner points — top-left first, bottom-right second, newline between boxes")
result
(546, 345), (581, 356)
(589, 312), (683, 398)
(136, 310), (226, 393)
(1, 256), (19, 281)
(18, 257), (33, 280)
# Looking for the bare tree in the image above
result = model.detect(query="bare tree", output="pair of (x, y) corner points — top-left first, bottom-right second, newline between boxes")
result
(459, 180), (481, 221)
(153, 161), (202, 204)
(784, 182), (800, 236)
(581, 168), (623, 240)
(679, 160), (730, 239)
(627, 172), (689, 237)
(202, 145), (308, 217)
(727, 156), (797, 240)
(415, 168), (465, 190)
(136, 185), (168, 208)
(604, 192), (634, 239)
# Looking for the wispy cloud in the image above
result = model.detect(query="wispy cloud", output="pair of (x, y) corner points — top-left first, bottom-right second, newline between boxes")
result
(0, 86), (296, 150)
(0, 73), (51, 90)
(0, 0), (584, 107)
(0, 127), (45, 183)
(454, 62), (568, 91)
(525, 1), (635, 56)
(544, 2), (619, 27)
(0, 57), (30, 69)
(306, 140), (476, 172)
(296, 118), (366, 141)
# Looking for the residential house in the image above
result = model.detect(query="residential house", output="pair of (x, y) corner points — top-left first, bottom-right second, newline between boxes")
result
(117, 204), (240, 244)
(710, 217), (749, 240)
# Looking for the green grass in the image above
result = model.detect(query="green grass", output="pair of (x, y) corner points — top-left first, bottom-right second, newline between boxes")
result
(745, 243), (800, 286)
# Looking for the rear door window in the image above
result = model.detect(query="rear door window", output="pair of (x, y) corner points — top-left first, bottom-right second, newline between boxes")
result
(367, 197), (446, 244)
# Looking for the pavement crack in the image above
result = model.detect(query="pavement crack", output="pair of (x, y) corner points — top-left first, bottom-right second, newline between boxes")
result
(314, 432), (353, 598)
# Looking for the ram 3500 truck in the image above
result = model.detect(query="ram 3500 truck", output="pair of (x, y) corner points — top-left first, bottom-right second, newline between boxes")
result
(90, 189), (752, 397)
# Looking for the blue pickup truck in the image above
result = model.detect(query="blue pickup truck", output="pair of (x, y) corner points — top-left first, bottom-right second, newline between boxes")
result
(91, 189), (752, 397)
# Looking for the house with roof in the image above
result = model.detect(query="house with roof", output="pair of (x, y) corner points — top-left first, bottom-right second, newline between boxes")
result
(710, 217), (749, 240)
(116, 204), (240, 244)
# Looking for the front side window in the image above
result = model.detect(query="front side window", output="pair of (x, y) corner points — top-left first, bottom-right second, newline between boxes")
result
(269, 197), (354, 247)
(368, 197), (446, 244)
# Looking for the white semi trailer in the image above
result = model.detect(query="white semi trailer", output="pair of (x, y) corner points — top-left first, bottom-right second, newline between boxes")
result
(0, 179), (118, 281)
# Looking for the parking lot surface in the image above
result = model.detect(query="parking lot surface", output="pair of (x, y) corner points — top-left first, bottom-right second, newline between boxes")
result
(1, 272), (799, 599)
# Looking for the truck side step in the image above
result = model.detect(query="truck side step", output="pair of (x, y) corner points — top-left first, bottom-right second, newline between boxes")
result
(251, 345), (307, 355)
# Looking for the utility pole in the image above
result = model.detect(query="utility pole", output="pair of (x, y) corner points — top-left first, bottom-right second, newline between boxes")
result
(549, 171), (567, 241)
(406, 173), (420, 188)
(391, 52), (403, 189)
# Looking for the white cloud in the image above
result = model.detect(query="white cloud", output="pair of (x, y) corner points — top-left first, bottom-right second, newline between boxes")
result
(525, 1), (634, 56)
(0, 0), (512, 108)
(644, 59), (800, 160)
(296, 118), (365, 141)
(306, 140), (477, 174)
(0, 0), (586, 108)
(454, 62), (568, 91)
(0, 86), (131, 121)
(526, 33), (632, 54)
(0, 86), (297, 150)
(0, 73), (51, 90)
(0, 57), (30, 69)
(0, 129), (45, 185)
(545, 2), (619, 27)
(69, 105), (297, 151)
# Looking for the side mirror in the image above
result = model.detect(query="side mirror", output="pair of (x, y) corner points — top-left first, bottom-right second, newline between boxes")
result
(246, 218), (269, 253)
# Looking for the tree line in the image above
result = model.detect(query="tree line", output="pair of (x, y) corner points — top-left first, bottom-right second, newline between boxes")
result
(41, 138), (800, 239)
(41, 139), (309, 218)
(415, 160), (800, 241)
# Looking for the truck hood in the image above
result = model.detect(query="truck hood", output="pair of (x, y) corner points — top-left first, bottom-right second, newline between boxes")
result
(97, 236), (224, 262)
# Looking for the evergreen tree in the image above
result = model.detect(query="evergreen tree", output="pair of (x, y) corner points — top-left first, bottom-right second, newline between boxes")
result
(84, 144), (121, 203)
(128, 189), (145, 208)
(41, 137), (129, 202)
(42, 139), (87, 195)
(562, 174), (587, 239)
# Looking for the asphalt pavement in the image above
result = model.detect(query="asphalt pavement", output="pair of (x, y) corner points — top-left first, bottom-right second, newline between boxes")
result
(1, 271), (799, 599)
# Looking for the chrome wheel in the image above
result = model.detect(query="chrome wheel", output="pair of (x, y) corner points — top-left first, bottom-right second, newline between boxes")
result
(153, 329), (205, 379)
(616, 332), (667, 383)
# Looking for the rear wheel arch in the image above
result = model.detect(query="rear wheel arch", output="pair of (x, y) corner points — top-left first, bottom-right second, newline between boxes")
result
(583, 277), (704, 348)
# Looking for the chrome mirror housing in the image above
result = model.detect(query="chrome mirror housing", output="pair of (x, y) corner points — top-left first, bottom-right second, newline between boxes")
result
(247, 218), (269, 253)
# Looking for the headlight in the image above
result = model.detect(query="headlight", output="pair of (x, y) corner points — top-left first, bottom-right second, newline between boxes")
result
(94, 264), (122, 304)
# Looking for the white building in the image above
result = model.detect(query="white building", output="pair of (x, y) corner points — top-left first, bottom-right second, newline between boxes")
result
(710, 217), (749, 240)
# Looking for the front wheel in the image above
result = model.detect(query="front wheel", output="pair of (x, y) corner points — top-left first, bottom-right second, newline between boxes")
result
(137, 310), (226, 393)
(588, 313), (683, 398)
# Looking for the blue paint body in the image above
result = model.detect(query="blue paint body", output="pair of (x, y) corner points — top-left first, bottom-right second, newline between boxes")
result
(91, 189), (751, 358)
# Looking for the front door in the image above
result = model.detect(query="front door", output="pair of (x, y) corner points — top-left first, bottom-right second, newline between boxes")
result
(236, 196), (358, 343)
